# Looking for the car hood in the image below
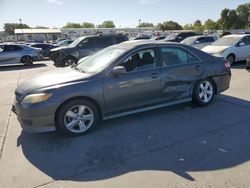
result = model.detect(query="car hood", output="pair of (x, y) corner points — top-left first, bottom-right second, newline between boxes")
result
(17, 67), (93, 94)
(202, 45), (229, 54)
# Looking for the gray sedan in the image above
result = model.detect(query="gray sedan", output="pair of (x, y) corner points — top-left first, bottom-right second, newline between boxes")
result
(0, 43), (43, 66)
(13, 41), (231, 136)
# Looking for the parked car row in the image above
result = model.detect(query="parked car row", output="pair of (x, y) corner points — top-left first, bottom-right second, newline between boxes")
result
(50, 34), (129, 67)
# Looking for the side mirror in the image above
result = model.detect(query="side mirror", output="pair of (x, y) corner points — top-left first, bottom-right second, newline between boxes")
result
(194, 40), (200, 44)
(177, 36), (182, 39)
(112, 66), (126, 77)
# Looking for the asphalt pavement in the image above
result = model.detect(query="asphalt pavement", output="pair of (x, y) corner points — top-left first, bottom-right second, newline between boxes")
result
(0, 61), (249, 188)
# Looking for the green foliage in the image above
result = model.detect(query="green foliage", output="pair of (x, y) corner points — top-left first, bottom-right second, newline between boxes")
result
(193, 20), (204, 31)
(204, 19), (218, 30)
(183, 24), (194, 30)
(98, 20), (115, 28)
(35, 26), (49, 29)
(4, 23), (30, 35)
(81, 22), (95, 28)
(138, 22), (154, 28)
(63, 22), (82, 28)
(157, 21), (182, 31)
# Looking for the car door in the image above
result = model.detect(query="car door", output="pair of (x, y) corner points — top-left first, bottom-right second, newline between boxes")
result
(237, 36), (250, 60)
(160, 46), (203, 102)
(103, 48), (162, 114)
(0, 45), (22, 65)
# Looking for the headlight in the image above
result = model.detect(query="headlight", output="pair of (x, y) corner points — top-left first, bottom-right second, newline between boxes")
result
(21, 93), (53, 104)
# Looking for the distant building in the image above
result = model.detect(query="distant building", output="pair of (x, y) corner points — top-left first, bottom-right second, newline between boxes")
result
(14, 28), (61, 42)
(0, 31), (15, 42)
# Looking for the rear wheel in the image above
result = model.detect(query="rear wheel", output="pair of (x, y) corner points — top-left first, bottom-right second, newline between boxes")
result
(227, 54), (235, 65)
(21, 56), (33, 66)
(56, 99), (99, 136)
(192, 79), (214, 106)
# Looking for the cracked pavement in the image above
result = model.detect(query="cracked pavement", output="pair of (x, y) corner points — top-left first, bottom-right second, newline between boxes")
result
(0, 61), (250, 188)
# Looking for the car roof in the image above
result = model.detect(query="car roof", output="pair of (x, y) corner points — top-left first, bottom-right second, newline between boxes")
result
(223, 34), (250, 38)
(115, 40), (187, 49)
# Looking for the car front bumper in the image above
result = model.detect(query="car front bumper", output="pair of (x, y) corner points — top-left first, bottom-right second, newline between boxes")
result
(12, 99), (57, 133)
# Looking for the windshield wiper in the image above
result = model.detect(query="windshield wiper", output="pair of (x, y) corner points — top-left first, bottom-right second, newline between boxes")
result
(71, 65), (85, 73)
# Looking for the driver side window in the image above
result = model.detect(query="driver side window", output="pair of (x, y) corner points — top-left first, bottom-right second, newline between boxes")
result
(119, 49), (157, 73)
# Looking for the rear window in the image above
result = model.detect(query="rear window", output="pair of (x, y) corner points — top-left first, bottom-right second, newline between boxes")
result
(116, 36), (127, 44)
(96, 37), (113, 48)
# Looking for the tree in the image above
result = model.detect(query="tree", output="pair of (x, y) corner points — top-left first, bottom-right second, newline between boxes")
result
(35, 26), (49, 29)
(236, 3), (250, 28)
(138, 22), (154, 27)
(4, 23), (30, 35)
(63, 22), (81, 28)
(157, 21), (182, 31)
(183, 24), (194, 30)
(228, 10), (241, 29)
(98, 20), (115, 28)
(81, 22), (95, 28)
(204, 19), (218, 30)
(193, 20), (204, 31)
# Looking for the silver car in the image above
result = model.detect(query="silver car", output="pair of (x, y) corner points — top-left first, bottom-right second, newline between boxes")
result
(181, 36), (218, 49)
(0, 43), (43, 66)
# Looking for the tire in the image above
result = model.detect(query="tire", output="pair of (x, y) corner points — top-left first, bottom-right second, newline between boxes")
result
(62, 56), (77, 67)
(56, 99), (99, 136)
(192, 79), (215, 106)
(21, 56), (33, 66)
(227, 54), (235, 65)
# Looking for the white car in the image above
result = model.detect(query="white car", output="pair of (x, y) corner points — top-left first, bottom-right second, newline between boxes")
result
(181, 35), (218, 49)
(202, 34), (250, 64)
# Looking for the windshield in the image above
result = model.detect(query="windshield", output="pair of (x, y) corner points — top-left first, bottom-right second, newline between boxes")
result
(165, 33), (178, 40)
(68, 38), (82, 48)
(181, 37), (196, 45)
(76, 46), (126, 73)
(211, 36), (240, 46)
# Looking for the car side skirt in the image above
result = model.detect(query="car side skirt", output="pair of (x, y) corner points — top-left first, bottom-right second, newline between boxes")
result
(103, 98), (192, 120)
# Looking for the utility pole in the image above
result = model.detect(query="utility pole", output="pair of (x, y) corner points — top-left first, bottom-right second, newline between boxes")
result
(19, 18), (24, 41)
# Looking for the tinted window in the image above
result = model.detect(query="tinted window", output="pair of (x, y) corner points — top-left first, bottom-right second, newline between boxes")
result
(160, 47), (199, 66)
(96, 37), (113, 48)
(120, 49), (157, 72)
(116, 36), (127, 43)
(79, 38), (96, 49)
(201, 37), (215, 43)
(0, 45), (4, 52)
(240, 36), (250, 46)
(4, 45), (22, 52)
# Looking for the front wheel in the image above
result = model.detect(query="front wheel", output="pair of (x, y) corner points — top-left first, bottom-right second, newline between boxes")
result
(192, 79), (215, 106)
(227, 54), (235, 65)
(21, 56), (33, 66)
(62, 57), (77, 67)
(56, 99), (99, 136)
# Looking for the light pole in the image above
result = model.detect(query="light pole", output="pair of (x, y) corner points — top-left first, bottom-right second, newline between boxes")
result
(19, 18), (24, 41)
(138, 19), (141, 34)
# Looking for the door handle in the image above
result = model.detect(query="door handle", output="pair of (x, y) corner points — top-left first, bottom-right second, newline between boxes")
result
(151, 73), (159, 79)
(194, 65), (201, 70)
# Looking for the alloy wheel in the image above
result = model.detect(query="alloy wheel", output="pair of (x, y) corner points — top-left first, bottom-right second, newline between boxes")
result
(198, 81), (213, 103)
(64, 105), (94, 133)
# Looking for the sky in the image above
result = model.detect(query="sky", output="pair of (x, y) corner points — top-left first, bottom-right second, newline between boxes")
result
(0, 0), (249, 30)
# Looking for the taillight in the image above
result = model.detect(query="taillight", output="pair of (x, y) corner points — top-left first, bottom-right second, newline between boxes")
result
(224, 59), (231, 68)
